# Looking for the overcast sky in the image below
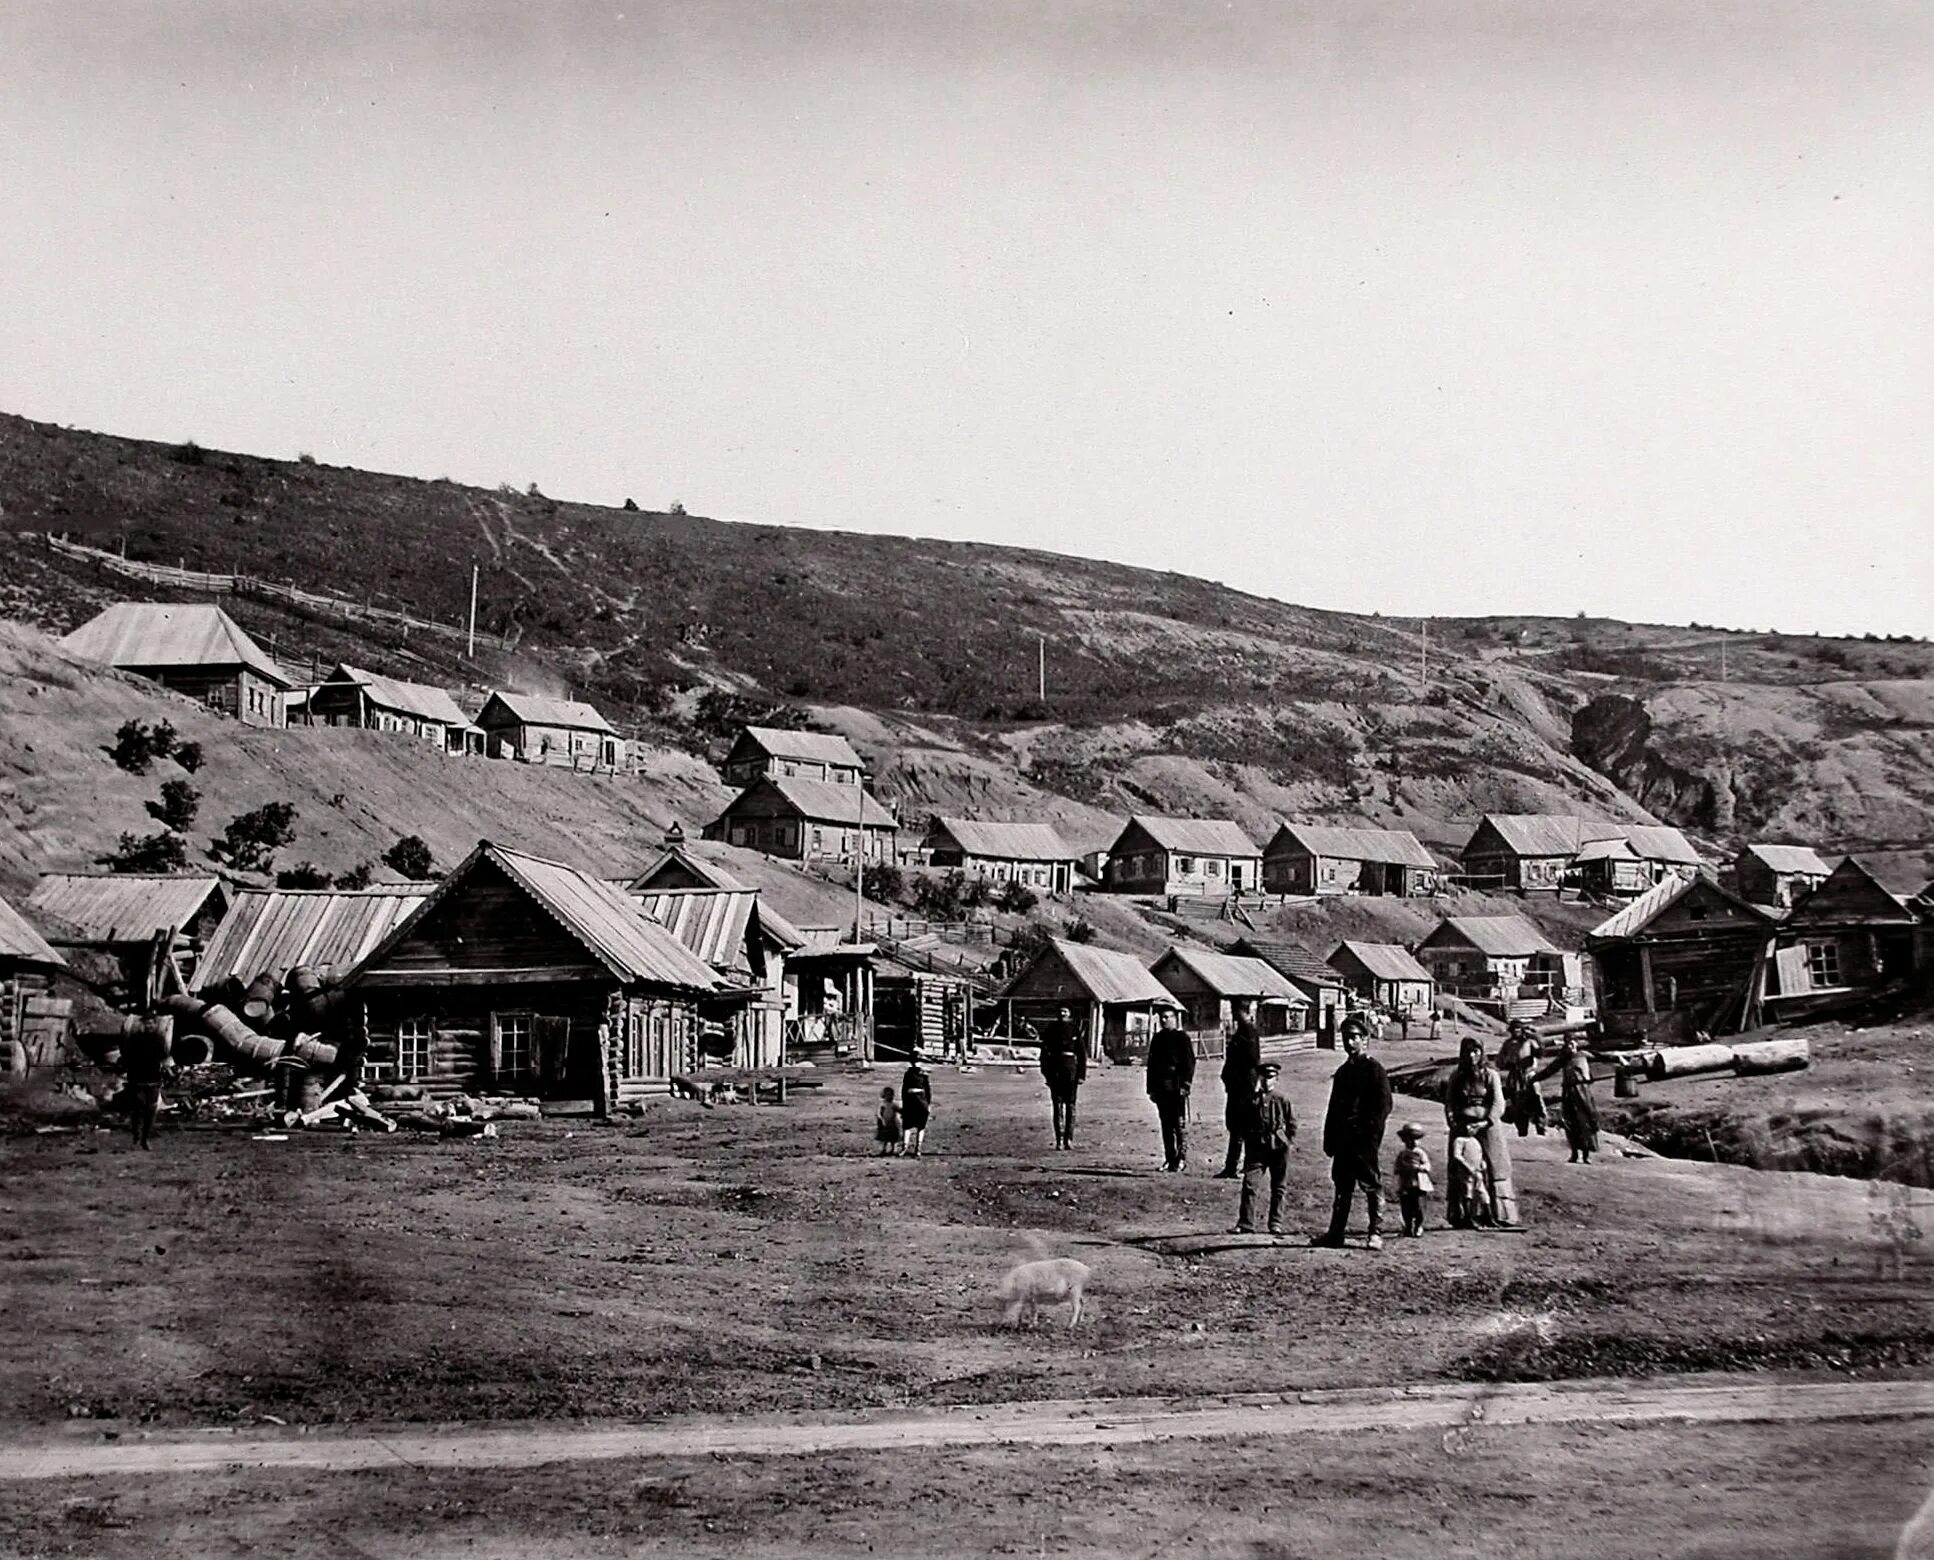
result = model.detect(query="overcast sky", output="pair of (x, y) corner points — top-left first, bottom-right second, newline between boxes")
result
(3, 0), (1929, 636)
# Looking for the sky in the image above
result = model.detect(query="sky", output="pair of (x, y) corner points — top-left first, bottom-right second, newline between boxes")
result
(2, 0), (1930, 637)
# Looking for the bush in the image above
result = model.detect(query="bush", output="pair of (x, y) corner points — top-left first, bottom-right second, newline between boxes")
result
(148, 720), (178, 759)
(275, 862), (332, 889)
(100, 830), (188, 873)
(215, 801), (298, 873)
(383, 834), (437, 881)
(1064, 916), (1097, 944)
(170, 439), (206, 466)
(1006, 920), (1055, 963)
(111, 720), (158, 774)
(148, 779), (200, 832)
(996, 879), (1038, 914)
(297, 451), (317, 466)
(336, 860), (376, 891)
(173, 740), (204, 774)
(860, 862), (905, 902)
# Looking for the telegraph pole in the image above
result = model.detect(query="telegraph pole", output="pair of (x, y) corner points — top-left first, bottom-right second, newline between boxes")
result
(467, 563), (479, 659)
(1038, 635), (1046, 704)
(1420, 618), (1429, 690)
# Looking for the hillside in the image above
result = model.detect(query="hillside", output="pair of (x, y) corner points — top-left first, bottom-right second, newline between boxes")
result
(1, 411), (1930, 882)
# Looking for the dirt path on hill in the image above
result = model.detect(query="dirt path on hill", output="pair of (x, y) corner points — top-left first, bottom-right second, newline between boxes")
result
(5, 1372), (1931, 1482)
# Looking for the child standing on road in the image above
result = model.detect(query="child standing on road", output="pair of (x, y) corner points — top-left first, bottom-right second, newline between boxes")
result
(875, 1087), (902, 1156)
(1395, 1123), (1433, 1236)
(1449, 1133), (1491, 1226)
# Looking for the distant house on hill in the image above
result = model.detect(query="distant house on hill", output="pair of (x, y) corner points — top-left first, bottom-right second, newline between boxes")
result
(1767, 858), (1928, 1017)
(1325, 941), (1435, 1016)
(704, 776), (897, 864)
(999, 937), (1181, 1062)
(27, 872), (231, 986)
(340, 842), (719, 1108)
(1586, 875), (1777, 1042)
(475, 692), (622, 769)
(304, 664), (481, 754)
(1733, 843), (1832, 909)
(60, 602), (294, 726)
(1458, 815), (1617, 891)
(1148, 946), (1310, 1042)
(1101, 816), (1263, 896)
(923, 818), (1078, 896)
(1262, 824), (1437, 897)
(1415, 915), (1572, 1017)
(721, 726), (864, 787)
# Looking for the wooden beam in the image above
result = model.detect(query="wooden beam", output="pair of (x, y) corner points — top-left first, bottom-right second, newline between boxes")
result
(357, 965), (610, 988)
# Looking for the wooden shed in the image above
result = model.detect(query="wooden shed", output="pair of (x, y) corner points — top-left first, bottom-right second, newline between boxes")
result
(1100, 816), (1263, 897)
(924, 818), (1078, 896)
(475, 692), (623, 769)
(872, 952), (977, 1063)
(1458, 815), (1607, 891)
(1262, 824), (1437, 897)
(304, 664), (477, 753)
(1148, 946), (1310, 1042)
(26, 873), (231, 986)
(1586, 874), (1778, 1042)
(1325, 941), (1435, 1016)
(1734, 843), (1832, 910)
(340, 842), (719, 1109)
(0, 894), (67, 1069)
(705, 776), (898, 865)
(60, 602), (293, 726)
(998, 938), (1181, 1062)
(721, 726), (864, 787)
(1767, 858), (1927, 1018)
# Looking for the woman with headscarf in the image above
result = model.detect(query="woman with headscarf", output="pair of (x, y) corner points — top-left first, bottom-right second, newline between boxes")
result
(1538, 1034), (1600, 1165)
(1443, 1034), (1521, 1228)
(1500, 1020), (1548, 1138)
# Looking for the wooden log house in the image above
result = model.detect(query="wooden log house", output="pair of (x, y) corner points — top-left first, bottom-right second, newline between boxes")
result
(923, 818), (1078, 896)
(1230, 937), (1348, 1041)
(1733, 843), (1832, 910)
(26, 873), (231, 987)
(1261, 824), (1437, 897)
(474, 692), (624, 769)
(1414, 915), (1567, 1017)
(1585, 874), (1779, 1042)
(1101, 816), (1263, 897)
(627, 885), (804, 1069)
(60, 602), (294, 726)
(705, 776), (898, 864)
(998, 938), (1181, 1062)
(1766, 858), (1928, 1017)
(339, 842), (720, 1109)
(303, 663), (481, 753)
(720, 726), (865, 787)
(1148, 946), (1311, 1046)
(1325, 941), (1435, 1016)
(0, 894), (66, 1068)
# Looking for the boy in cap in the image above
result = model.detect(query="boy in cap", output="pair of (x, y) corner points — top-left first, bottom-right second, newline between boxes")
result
(1231, 1061), (1296, 1236)
(1394, 1123), (1432, 1236)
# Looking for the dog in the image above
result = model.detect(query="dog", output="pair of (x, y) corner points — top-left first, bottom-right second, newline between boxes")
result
(998, 1257), (1091, 1329)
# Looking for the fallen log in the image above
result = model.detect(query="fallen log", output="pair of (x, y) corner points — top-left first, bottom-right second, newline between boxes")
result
(161, 995), (283, 1067)
(1646, 1043), (1738, 1081)
(1732, 1038), (1810, 1076)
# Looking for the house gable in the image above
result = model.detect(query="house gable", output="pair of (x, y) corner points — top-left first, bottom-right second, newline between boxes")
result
(1787, 858), (1918, 929)
(357, 856), (611, 984)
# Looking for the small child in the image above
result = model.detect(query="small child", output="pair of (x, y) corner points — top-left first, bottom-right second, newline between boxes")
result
(875, 1086), (902, 1156)
(1394, 1123), (1433, 1236)
(1450, 1133), (1492, 1226)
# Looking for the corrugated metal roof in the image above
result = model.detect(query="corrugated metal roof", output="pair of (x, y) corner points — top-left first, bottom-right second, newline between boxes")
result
(324, 664), (470, 726)
(1231, 938), (1347, 989)
(631, 888), (763, 975)
(477, 691), (616, 734)
(736, 777), (897, 827)
(1267, 823), (1436, 868)
(1116, 815), (1262, 858)
(931, 818), (1076, 861)
(1423, 915), (1559, 957)
(1740, 842), (1832, 876)
(27, 874), (228, 945)
(1622, 826), (1702, 866)
(1330, 940), (1434, 983)
(61, 603), (292, 687)
(1152, 947), (1308, 1003)
(0, 895), (65, 966)
(1015, 939), (1178, 1006)
(192, 884), (434, 989)
(738, 726), (863, 767)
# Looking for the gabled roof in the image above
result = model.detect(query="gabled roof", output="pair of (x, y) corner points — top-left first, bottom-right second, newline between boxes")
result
(1151, 947), (1308, 1004)
(348, 843), (718, 991)
(1265, 823), (1436, 869)
(192, 884), (435, 990)
(27, 874), (229, 945)
(322, 664), (469, 727)
(631, 887), (804, 975)
(61, 603), (293, 687)
(929, 818), (1077, 862)
(1113, 815), (1262, 858)
(1230, 938), (1347, 990)
(1008, 939), (1179, 1006)
(1621, 826), (1703, 867)
(1329, 940), (1434, 983)
(723, 776), (897, 827)
(1420, 915), (1559, 958)
(1585, 873), (1775, 942)
(476, 691), (616, 734)
(1574, 836), (1637, 863)
(1738, 842), (1832, 877)
(1786, 857), (1921, 929)
(732, 726), (863, 769)
(627, 846), (750, 893)
(0, 895), (65, 967)
(1464, 815), (1620, 859)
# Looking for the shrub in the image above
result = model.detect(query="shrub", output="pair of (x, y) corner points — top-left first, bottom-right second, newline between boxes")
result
(1006, 920), (1055, 963)
(173, 741), (204, 774)
(215, 801), (298, 873)
(170, 439), (205, 466)
(996, 879), (1038, 914)
(1063, 916), (1097, 944)
(111, 720), (158, 774)
(148, 720), (178, 759)
(383, 834), (437, 881)
(148, 779), (200, 832)
(336, 860), (376, 891)
(297, 451), (317, 465)
(275, 862), (332, 889)
(861, 862), (905, 902)
(100, 830), (188, 873)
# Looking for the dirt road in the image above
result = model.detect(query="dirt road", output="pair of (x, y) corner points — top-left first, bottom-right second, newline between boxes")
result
(6, 1371), (1930, 1481)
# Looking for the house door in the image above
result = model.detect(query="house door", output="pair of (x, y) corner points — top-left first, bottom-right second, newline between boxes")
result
(1229, 863), (1245, 892)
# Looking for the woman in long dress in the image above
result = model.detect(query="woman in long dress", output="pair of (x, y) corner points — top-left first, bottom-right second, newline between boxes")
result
(1539, 1035), (1600, 1164)
(1443, 1034), (1522, 1228)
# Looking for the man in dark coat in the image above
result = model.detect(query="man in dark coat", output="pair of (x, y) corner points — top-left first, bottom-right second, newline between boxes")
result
(1311, 1014), (1394, 1249)
(1144, 1008), (1196, 1171)
(1036, 1005), (1088, 1150)
(120, 1018), (171, 1151)
(1214, 998), (1262, 1178)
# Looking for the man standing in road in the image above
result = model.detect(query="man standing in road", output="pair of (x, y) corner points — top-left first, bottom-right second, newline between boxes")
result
(1311, 1014), (1394, 1249)
(120, 1017), (171, 1151)
(1036, 1005), (1087, 1151)
(1214, 997), (1263, 1178)
(1144, 1006), (1195, 1172)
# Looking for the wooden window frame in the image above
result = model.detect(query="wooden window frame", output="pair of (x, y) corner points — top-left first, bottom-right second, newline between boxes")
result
(1805, 940), (1842, 990)
(494, 1011), (535, 1082)
(397, 1016), (433, 1080)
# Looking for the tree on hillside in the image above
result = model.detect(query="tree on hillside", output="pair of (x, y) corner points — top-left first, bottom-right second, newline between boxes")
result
(173, 740), (205, 773)
(111, 720), (159, 774)
(337, 860), (376, 891)
(100, 830), (189, 874)
(383, 835), (437, 881)
(147, 779), (200, 832)
(213, 802), (298, 873)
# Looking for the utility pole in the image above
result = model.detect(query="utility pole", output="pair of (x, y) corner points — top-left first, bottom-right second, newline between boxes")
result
(1038, 635), (1046, 704)
(1420, 618), (1429, 690)
(467, 563), (479, 659)
(852, 770), (869, 944)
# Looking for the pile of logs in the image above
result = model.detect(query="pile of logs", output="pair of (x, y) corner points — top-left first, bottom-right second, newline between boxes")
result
(1604, 1037), (1809, 1096)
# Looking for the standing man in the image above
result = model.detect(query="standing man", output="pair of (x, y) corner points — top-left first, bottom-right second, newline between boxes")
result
(1036, 1005), (1088, 1151)
(1311, 1014), (1394, 1249)
(120, 1016), (171, 1152)
(1214, 997), (1263, 1179)
(1144, 1007), (1196, 1172)
(1231, 1062), (1297, 1236)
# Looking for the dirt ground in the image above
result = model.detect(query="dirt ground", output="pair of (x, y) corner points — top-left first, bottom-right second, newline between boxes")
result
(5, 1051), (1934, 1553)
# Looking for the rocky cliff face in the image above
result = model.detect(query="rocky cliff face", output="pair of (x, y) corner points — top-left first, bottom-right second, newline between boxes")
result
(1570, 694), (1722, 829)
